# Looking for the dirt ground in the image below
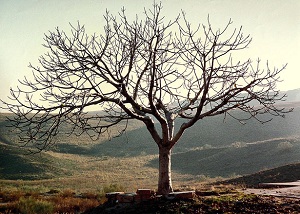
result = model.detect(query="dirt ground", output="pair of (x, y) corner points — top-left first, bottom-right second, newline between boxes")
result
(242, 180), (300, 199)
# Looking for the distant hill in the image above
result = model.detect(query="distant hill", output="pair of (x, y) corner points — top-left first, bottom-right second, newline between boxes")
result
(148, 137), (300, 178)
(0, 142), (67, 180)
(0, 88), (300, 180)
(78, 105), (300, 156)
(219, 162), (300, 187)
(51, 102), (300, 179)
(284, 88), (300, 102)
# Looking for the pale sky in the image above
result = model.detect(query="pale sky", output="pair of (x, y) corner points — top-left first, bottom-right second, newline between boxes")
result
(0, 0), (299, 110)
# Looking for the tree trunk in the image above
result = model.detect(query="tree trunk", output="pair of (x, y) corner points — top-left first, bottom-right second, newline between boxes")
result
(158, 146), (173, 195)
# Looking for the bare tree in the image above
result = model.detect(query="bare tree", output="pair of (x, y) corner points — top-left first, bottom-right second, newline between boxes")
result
(1, 3), (291, 195)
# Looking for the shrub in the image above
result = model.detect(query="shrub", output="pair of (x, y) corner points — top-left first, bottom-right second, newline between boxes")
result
(0, 190), (25, 202)
(231, 141), (247, 148)
(50, 191), (101, 213)
(102, 183), (125, 194)
(98, 183), (126, 199)
(203, 144), (213, 149)
(53, 197), (99, 213)
(17, 197), (54, 214)
(60, 189), (75, 197)
(277, 141), (293, 151)
(47, 189), (60, 194)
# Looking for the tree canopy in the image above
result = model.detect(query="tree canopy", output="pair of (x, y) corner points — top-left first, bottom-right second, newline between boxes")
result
(1, 3), (291, 194)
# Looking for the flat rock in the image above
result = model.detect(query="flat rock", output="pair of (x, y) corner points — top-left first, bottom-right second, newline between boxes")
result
(242, 180), (300, 199)
(259, 180), (300, 188)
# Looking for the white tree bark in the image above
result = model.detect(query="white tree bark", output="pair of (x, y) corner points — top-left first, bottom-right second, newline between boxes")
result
(158, 146), (173, 195)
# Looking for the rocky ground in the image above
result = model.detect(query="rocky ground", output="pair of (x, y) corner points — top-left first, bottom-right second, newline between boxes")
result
(85, 170), (300, 214)
(85, 192), (300, 214)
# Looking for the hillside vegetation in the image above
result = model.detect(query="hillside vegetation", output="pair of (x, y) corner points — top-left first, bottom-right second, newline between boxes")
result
(0, 100), (300, 191)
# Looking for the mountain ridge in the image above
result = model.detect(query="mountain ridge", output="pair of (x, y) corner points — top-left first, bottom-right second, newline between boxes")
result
(0, 88), (300, 181)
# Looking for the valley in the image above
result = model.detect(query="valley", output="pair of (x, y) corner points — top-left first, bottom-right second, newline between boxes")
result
(1, 102), (300, 193)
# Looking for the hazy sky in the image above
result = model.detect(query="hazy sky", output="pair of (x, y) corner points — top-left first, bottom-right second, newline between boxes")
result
(0, 0), (299, 109)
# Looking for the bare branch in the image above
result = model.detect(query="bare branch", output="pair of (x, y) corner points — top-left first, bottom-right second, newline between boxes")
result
(1, 3), (291, 154)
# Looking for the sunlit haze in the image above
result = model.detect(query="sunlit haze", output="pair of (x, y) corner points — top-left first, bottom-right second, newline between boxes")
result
(0, 0), (299, 111)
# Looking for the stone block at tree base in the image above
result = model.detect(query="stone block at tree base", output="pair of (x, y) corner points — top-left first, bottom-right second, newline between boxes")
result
(116, 193), (137, 203)
(105, 189), (196, 204)
(135, 189), (156, 202)
(167, 191), (195, 199)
